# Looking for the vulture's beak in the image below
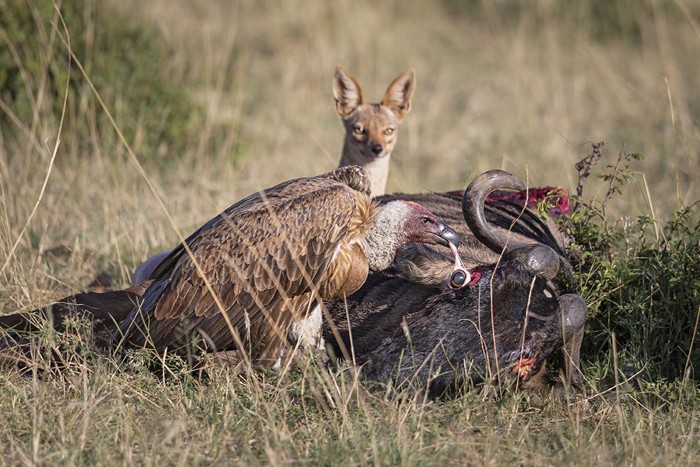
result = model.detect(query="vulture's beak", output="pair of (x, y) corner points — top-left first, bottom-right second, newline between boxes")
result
(434, 221), (460, 248)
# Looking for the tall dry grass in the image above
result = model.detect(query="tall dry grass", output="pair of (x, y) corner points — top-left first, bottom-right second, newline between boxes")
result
(3, 0), (699, 294)
(108, 0), (699, 198)
(0, 0), (699, 464)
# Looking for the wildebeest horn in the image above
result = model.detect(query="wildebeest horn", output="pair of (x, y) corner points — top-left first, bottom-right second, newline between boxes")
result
(558, 293), (587, 386)
(462, 169), (532, 255)
(510, 244), (560, 281)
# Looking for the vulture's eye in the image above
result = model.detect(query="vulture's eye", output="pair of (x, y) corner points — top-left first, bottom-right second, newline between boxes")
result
(353, 126), (365, 135)
(384, 127), (395, 135)
(421, 216), (432, 224)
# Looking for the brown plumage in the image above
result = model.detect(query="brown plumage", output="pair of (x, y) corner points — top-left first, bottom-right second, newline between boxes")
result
(117, 166), (457, 365)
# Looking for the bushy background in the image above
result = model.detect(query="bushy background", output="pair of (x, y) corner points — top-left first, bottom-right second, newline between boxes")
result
(0, 0), (698, 464)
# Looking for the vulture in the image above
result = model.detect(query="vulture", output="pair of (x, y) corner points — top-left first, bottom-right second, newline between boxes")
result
(116, 166), (459, 365)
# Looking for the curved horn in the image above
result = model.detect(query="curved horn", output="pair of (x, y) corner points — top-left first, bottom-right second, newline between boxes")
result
(509, 244), (560, 281)
(462, 169), (530, 254)
(558, 294), (587, 341)
(558, 293), (587, 386)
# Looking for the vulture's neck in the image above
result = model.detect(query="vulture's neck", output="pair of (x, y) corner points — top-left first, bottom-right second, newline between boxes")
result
(364, 201), (409, 271)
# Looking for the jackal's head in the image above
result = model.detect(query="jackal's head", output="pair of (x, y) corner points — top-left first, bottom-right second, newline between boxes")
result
(334, 67), (415, 163)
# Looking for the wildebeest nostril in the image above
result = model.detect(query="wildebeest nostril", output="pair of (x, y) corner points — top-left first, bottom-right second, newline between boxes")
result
(371, 144), (383, 155)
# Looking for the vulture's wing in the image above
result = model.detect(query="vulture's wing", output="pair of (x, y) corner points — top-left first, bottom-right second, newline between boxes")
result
(148, 166), (372, 280)
(119, 166), (371, 354)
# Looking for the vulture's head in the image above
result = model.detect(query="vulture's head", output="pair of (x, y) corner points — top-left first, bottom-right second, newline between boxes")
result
(365, 200), (458, 272)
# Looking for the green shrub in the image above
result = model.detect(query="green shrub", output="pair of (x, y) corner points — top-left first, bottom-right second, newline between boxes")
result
(0, 0), (196, 158)
(567, 144), (700, 383)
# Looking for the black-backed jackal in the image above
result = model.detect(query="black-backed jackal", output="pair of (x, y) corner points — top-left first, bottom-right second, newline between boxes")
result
(334, 66), (416, 196)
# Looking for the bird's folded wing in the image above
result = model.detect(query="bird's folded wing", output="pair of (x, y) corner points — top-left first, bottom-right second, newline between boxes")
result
(121, 169), (369, 351)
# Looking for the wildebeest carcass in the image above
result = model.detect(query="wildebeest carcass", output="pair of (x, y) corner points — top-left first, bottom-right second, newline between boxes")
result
(322, 169), (586, 397)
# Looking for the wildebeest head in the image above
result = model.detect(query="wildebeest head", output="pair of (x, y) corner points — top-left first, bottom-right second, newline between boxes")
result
(323, 170), (586, 398)
(353, 244), (586, 397)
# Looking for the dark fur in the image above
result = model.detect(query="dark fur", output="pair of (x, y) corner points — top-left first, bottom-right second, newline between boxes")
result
(323, 172), (584, 397)
(323, 245), (582, 397)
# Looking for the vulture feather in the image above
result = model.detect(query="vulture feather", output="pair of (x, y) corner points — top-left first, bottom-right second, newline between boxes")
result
(117, 166), (458, 365)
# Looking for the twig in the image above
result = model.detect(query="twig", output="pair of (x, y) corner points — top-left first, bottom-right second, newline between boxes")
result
(575, 141), (605, 198)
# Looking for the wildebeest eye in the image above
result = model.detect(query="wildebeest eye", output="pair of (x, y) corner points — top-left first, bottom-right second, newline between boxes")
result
(449, 269), (470, 289)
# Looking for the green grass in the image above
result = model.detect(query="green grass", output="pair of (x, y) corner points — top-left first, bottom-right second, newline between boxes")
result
(1, 0), (699, 464)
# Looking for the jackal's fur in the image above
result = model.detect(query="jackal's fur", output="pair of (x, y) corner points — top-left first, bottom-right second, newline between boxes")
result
(334, 66), (416, 196)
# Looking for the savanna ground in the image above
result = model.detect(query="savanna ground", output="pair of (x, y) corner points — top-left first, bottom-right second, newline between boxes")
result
(1, 0), (699, 464)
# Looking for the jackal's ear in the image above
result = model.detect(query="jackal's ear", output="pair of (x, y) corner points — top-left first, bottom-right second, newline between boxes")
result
(382, 69), (416, 120)
(333, 66), (364, 117)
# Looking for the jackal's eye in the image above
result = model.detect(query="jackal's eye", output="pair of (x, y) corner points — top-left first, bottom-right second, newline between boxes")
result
(353, 126), (365, 135)
(384, 127), (395, 136)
